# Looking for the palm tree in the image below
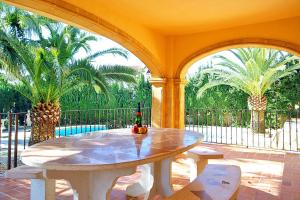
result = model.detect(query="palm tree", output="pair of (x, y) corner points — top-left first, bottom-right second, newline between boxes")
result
(0, 23), (137, 145)
(197, 48), (300, 133)
(0, 2), (48, 40)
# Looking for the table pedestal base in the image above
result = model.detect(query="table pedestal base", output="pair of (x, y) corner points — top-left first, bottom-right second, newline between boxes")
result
(187, 156), (208, 182)
(31, 179), (55, 200)
(126, 158), (174, 200)
(45, 167), (136, 200)
(149, 158), (174, 199)
(126, 164), (153, 199)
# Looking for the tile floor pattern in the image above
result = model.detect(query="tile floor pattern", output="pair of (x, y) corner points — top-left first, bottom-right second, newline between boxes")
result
(0, 143), (300, 200)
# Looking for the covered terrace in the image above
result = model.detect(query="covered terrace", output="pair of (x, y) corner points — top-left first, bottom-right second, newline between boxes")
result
(2, 0), (300, 200)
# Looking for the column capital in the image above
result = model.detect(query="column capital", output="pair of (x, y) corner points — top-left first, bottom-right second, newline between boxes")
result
(174, 78), (188, 85)
(149, 77), (167, 86)
(149, 77), (188, 86)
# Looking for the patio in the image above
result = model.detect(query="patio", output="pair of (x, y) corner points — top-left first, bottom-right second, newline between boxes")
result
(1, 144), (299, 200)
(1, 1), (300, 200)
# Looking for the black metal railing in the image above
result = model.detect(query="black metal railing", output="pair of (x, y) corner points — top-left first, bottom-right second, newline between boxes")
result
(0, 107), (151, 170)
(1, 107), (299, 171)
(185, 109), (299, 152)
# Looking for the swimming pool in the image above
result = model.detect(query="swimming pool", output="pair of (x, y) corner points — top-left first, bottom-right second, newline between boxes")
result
(55, 125), (107, 136)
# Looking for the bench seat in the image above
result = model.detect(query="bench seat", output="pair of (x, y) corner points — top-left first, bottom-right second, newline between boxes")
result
(5, 165), (43, 179)
(187, 146), (224, 160)
(186, 147), (224, 181)
(5, 165), (55, 200)
(166, 164), (241, 200)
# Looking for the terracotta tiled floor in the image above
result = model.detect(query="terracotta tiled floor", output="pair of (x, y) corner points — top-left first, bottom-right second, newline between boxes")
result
(0, 143), (300, 200)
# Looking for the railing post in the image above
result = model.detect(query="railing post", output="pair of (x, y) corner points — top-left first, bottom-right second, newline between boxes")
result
(241, 110), (243, 146)
(289, 111), (292, 151)
(282, 110), (285, 150)
(296, 110), (299, 151)
(64, 112), (67, 136)
(0, 114), (2, 146)
(24, 113), (27, 149)
(69, 111), (72, 135)
(275, 111), (278, 148)
(14, 113), (19, 168)
(246, 109), (249, 148)
(7, 112), (12, 170)
(269, 111), (272, 149)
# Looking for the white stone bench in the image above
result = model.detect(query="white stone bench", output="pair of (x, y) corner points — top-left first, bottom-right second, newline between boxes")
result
(186, 147), (224, 181)
(166, 164), (241, 200)
(5, 165), (55, 200)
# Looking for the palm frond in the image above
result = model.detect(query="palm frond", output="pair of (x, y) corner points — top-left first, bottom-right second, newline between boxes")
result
(87, 48), (129, 60)
(201, 48), (300, 97)
(213, 55), (247, 76)
(0, 9), (140, 106)
(97, 65), (137, 83)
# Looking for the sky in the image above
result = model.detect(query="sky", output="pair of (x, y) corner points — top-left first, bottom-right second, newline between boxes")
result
(186, 51), (237, 79)
(79, 33), (217, 77)
(83, 33), (236, 79)
(77, 34), (146, 70)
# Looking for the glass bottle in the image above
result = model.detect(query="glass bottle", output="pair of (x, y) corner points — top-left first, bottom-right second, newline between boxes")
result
(135, 102), (142, 127)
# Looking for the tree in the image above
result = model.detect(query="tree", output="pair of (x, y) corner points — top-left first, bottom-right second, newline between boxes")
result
(0, 77), (31, 112)
(0, 20), (137, 145)
(186, 68), (248, 110)
(197, 48), (300, 133)
(266, 69), (300, 111)
(0, 2), (49, 41)
(59, 71), (152, 110)
(132, 73), (152, 107)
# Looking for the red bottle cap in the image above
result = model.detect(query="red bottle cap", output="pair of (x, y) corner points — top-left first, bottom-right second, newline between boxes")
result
(136, 112), (142, 116)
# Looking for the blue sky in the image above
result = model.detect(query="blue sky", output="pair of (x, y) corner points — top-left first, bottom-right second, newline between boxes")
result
(77, 35), (145, 70)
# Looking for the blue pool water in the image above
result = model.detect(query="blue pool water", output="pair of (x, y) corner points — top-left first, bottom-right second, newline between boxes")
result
(55, 125), (107, 136)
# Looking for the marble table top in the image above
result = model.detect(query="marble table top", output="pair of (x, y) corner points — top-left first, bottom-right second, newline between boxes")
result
(21, 128), (203, 171)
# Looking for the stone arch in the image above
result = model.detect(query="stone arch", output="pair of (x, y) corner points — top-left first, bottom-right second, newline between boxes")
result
(4, 0), (162, 77)
(177, 38), (300, 78)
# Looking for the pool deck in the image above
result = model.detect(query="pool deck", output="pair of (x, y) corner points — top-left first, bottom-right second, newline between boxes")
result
(0, 143), (300, 200)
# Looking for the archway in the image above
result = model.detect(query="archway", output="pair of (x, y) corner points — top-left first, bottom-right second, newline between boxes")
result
(0, 2), (154, 139)
(177, 38), (300, 79)
(3, 0), (162, 78)
(1, 0), (167, 129)
(181, 44), (300, 151)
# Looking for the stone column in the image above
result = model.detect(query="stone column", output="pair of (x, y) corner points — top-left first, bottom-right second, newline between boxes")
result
(149, 78), (167, 128)
(149, 77), (187, 129)
(174, 78), (188, 129)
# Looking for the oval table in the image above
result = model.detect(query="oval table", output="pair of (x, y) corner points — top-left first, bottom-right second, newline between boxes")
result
(21, 128), (203, 200)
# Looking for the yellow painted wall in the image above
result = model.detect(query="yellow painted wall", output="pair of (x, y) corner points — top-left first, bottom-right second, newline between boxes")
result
(172, 16), (300, 78)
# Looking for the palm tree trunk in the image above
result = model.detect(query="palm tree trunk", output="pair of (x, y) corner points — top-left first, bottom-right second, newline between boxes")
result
(250, 110), (265, 133)
(248, 96), (267, 134)
(223, 112), (231, 127)
(29, 103), (60, 146)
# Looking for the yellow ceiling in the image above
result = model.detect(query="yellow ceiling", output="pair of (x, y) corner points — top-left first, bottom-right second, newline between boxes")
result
(64, 0), (300, 35)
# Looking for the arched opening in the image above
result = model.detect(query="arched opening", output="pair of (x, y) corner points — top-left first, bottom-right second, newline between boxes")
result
(177, 38), (300, 79)
(0, 2), (153, 147)
(177, 43), (300, 200)
(182, 45), (300, 151)
(3, 0), (162, 77)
